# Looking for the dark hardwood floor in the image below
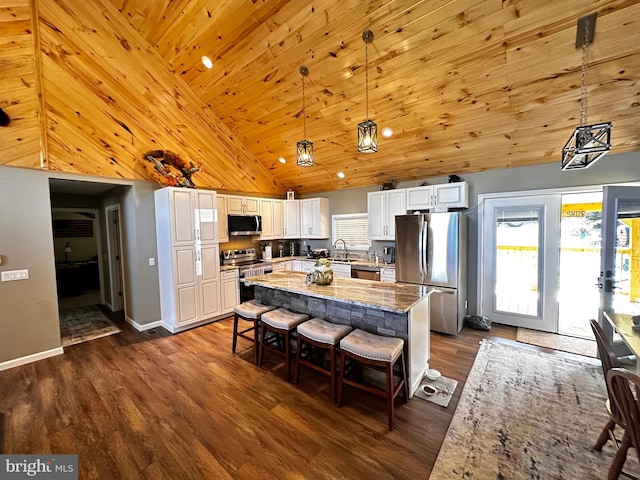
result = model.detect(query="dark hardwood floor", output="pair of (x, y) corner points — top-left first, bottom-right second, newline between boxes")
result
(0, 316), (522, 479)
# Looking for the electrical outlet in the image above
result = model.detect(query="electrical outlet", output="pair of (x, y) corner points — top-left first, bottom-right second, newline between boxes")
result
(149, 258), (155, 266)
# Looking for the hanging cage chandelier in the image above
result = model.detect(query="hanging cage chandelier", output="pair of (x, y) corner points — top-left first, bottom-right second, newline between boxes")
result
(357, 29), (378, 154)
(561, 12), (611, 171)
(296, 65), (314, 167)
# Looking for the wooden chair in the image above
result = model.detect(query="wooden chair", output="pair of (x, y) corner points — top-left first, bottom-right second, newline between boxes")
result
(590, 319), (625, 452)
(294, 318), (353, 403)
(232, 301), (276, 364)
(337, 329), (408, 430)
(606, 368), (640, 480)
(258, 308), (309, 381)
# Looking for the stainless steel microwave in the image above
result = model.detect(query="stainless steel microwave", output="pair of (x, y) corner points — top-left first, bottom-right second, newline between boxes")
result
(228, 214), (262, 236)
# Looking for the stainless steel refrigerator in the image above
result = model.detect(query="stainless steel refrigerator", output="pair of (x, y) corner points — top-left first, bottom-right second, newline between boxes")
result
(395, 212), (467, 335)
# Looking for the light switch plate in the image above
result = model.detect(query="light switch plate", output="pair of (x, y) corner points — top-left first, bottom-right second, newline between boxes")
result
(1, 269), (29, 281)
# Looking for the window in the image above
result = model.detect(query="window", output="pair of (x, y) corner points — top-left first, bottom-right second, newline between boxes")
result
(332, 213), (369, 251)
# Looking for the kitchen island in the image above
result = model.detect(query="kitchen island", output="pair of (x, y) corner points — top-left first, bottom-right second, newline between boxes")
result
(243, 271), (431, 397)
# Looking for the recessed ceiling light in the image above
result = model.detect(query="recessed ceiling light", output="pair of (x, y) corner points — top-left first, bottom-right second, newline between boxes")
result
(382, 127), (393, 138)
(201, 56), (213, 69)
(278, 157), (286, 164)
(337, 172), (345, 178)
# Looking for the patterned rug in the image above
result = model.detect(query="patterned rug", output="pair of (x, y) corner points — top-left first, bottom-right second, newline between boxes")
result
(516, 327), (597, 357)
(429, 339), (640, 479)
(59, 305), (121, 347)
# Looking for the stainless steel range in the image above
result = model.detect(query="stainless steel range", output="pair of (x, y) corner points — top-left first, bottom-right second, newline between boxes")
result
(222, 248), (273, 301)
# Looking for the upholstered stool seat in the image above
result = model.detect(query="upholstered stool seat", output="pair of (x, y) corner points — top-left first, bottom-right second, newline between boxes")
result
(294, 318), (352, 402)
(232, 300), (276, 364)
(259, 308), (309, 381)
(337, 329), (408, 430)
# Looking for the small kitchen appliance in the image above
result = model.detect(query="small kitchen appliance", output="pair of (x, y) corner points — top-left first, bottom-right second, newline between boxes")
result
(263, 245), (272, 260)
(383, 246), (395, 263)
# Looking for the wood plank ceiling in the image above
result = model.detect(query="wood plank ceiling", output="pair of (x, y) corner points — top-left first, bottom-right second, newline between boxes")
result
(91, 1), (640, 193)
(111, 0), (640, 192)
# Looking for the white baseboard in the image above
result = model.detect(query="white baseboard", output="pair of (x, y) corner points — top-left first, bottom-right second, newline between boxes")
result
(0, 346), (64, 372)
(126, 316), (162, 332)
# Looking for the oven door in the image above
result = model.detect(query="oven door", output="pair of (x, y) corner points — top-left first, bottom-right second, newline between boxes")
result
(240, 265), (272, 301)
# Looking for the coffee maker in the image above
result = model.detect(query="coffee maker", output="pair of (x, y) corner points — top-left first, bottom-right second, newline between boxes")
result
(383, 246), (395, 263)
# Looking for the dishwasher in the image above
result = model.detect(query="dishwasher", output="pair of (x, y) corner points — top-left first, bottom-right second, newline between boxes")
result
(351, 267), (380, 281)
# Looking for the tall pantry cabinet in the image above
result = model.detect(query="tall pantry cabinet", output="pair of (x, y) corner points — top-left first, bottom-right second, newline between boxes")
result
(155, 187), (222, 333)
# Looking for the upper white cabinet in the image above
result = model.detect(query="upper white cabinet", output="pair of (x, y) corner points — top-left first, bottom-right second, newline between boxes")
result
(217, 194), (229, 243)
(259, 198), (274, 240)
(300, 198), (329, 239)
(155, 187), (221, 332)
(406, 182), (468, 211)
(283, 200), (300, 239)
(227, 195), (260, 215)
(368, 190), (406, 240)
(273, 200), (284, 239)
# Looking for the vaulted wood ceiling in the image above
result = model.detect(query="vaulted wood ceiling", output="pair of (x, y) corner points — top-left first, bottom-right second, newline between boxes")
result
(105, 0), (640, 193)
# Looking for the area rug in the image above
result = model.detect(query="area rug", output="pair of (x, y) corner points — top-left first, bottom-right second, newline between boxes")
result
(516, 327), (597, 358)
(429, 339), (640, 479)
(59, 305), (121, 347)
(414, 375), (458, 408)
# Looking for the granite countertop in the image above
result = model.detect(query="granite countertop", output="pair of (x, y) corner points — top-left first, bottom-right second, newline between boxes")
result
(243, 271), (428, 313)
(220, 265), (239, 272)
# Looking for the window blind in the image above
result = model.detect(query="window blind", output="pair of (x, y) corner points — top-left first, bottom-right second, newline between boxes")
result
(332, 213), (370, 251)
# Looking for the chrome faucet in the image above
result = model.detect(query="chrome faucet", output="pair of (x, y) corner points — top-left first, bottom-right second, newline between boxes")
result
(333, 238), (348, 259)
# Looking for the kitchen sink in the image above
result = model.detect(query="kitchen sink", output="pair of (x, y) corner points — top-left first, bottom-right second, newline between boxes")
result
(329, 257), (358, 263)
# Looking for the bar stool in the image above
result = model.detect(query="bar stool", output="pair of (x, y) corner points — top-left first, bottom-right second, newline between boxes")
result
(259, 308), (309, 381)
(232, 300), (276, 364)
(294, 318), (353, 403)
(337, 329), (408, 430)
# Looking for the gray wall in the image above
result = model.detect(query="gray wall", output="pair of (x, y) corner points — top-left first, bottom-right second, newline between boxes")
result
(0, 167), (61, 363)
(0, 166), (163, 366)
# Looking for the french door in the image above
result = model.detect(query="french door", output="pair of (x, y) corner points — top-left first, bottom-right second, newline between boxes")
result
(481, 195), (560, 332)
(598, 186), (640, 342)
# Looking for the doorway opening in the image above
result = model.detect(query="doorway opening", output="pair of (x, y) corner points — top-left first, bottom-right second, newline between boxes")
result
(52, 207), (103, 312)
(558, 192), (603, 338)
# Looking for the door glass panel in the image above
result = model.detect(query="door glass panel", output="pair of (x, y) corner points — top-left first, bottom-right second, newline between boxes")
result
(558, 192), (602, 337)
(495, 207), (541, 316)
(612, 200), (640, 316)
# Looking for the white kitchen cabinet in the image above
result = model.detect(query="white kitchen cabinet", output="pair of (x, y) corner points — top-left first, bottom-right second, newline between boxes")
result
(380, 267), (396, 283)
(217, 194), (228, 243)
(259, 198), (274, 240)
(331, 263), (351, 278)
(227, 195), (260, 215)
(273, 200), (284, 239)
(405, 182), (468, 211)
(155, 187), (222, 333)
(368, 190), (406, 240)
(221, 268), (240, 314)
(272, 260), (293, 272)
(259, 198), (284, 240)
(283, 200), (301, 239)
(300, 198), (330, 239)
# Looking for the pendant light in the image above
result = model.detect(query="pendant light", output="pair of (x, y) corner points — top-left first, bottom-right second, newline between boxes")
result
(296, 65), (314, 167)
(561, 13), (611, 170)
(358, 29), (378, 154)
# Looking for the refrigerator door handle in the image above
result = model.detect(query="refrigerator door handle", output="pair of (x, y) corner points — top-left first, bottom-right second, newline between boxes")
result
(430, 289), (456, 295)
(419, 220), (427, 282)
